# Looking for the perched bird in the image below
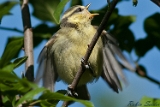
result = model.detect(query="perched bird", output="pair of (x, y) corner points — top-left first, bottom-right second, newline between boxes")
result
(35, 4), (134, 101)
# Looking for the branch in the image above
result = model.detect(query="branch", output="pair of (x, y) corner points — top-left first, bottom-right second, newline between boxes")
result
(0, 26), (23, 33)
(21, 0), (34, 82)
(151, 0), (160, 7)
(62, 0), (118, 106)
(71, 0), (118, 93)
(136, 65), (160, 86)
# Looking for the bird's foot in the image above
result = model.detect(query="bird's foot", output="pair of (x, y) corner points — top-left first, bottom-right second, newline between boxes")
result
(67, 85), (78, 97)
(81, 58), (96, 77)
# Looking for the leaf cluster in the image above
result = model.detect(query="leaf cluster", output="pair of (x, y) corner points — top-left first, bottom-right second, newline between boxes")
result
(0, 26), (92, 106)
(0, 0), (160, 106)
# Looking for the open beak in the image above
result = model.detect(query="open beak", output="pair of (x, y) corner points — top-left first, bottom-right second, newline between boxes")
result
(85, 3), (91, 10)
(85, 3), (99, 19)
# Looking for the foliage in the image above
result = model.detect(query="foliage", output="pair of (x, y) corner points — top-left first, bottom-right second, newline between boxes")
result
(137, 96), (160, 107)
(0, 0), (94, 106)
(0, 0), (160, 106)
(0, 20), (93, 107)
(0, 1), (18, 23)
(135, 13), (160, 56)
(0, 70), (93, 107)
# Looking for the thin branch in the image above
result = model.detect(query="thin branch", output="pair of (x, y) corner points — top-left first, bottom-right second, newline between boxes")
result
(21, 0), (34, 82)
(136, 65), (160, 86)
(0, 26), (23, 33)
(146, 75), (160, 85)
(71, 0), (118, 93)
(62, 0), (118, 106)
(151, 0), (160, 7)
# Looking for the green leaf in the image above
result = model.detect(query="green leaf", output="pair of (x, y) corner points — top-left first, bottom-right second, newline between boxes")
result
(2, 96), (12, 107)
(144, 13), (160, 36)
(71, 0), (82, 6)
(109, 14), (135, 52)
(0, 37), (23, 68)
(0, 63), (14, 72)
(116, 15), (136, 28)
(0, 1), (18, 23)
(56, 90), (67, 95)
(30, 0), (60, 23)
(0, 71), (38, 94)
(53, 0), (70, 24)
(134, 13), (160, 56)
(137, 96), (160, 107)
(33, 24), (59, 47)
(134, 36), (154, 57)
(15, 88), (46, 107)
(13, 56), (28, 69)
(0, 71), (45, 106)
(38, 90), (67, 106)
(39, 91), (94, 107)
(40, 100), (56, 107)
(92, 7), (135, 52)
(144, 13), (160, 49)
(113, 28), (135, 53)
(111, 12), (136, 53)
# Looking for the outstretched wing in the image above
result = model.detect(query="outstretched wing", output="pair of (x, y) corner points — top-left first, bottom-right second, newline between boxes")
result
(101, 31), (135, 93)
(34, 35), (58, 91)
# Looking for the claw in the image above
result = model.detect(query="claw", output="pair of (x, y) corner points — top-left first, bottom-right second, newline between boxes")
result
(68, 85), (78, 97)
(81, 58), (96, 77)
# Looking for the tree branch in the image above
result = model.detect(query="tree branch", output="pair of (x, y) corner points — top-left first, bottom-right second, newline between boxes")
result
(136, 65), (160, 86)
(151, 0), (160, 7)
(70, 0), (118, 93)
(0, 26), (23, 33)
(62, 0), (118, 106)
(21, 0), (34, 82)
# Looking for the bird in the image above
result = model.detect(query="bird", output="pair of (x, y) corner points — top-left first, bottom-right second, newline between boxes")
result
(35, 4), (134, 101)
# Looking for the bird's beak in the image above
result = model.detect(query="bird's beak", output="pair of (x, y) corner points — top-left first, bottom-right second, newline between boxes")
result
(89, 13), (99, 19)
(85, 3), (91, 10)
(85, 3), (99, 19)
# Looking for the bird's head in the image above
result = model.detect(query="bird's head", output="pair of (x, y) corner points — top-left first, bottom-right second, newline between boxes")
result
(60, 4), (99, 28)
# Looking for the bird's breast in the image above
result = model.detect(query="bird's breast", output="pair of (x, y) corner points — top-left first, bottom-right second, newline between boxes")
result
(51, 27), (103, 86)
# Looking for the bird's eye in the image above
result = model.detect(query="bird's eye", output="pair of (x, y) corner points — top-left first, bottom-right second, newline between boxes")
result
(76, 8), (83, 12)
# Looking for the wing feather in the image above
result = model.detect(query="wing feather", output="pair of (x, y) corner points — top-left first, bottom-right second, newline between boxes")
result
(102, 47), (122, 91)
(35, 36), (57, 91)
(101, 31), (135, 92)
(110, 44), (135, 71)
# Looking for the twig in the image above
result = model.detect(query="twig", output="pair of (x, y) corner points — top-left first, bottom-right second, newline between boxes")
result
(21, 0), (34, 82)
(136, 65), (160, 86)
(62, 0), (118, 106)
(0, 26), (23, 33)
(146, 75), (160, 85)
(151, 0), (160, 7)
(71, 0), (118, 94)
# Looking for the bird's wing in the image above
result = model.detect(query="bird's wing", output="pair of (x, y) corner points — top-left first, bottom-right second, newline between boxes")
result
(101, 31), (135, 93)
(103, 31), (135, 71)
(34, 35), (58, 91)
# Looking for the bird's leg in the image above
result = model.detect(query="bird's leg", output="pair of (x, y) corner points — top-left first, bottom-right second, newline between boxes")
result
(81, 57), (96, 77)
(67, 57), (95, 98)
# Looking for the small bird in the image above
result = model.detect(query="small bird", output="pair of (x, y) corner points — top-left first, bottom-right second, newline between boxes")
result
(35, 4), (134, 101)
